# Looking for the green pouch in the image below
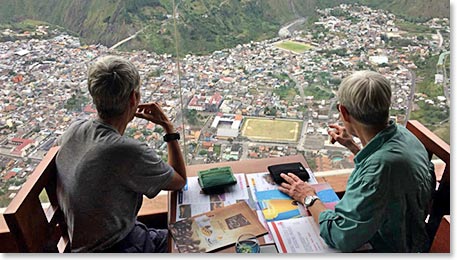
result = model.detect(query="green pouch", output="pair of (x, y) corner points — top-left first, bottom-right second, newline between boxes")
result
(197, 166), (237, 194)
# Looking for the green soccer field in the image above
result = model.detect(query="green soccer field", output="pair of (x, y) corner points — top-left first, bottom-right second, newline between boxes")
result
(241, 118), (302, 141)
(275, 41), (312, 53)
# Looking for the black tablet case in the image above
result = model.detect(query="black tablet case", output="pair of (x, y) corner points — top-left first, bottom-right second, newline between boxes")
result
(267, 162), (310, 185)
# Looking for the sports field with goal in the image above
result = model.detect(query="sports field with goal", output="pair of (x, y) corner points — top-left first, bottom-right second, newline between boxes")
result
(241, 118), (302, 142)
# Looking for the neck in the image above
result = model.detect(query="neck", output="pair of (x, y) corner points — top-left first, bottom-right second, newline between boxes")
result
(98, 114), (130, 135)
(353, 121), (389, 146)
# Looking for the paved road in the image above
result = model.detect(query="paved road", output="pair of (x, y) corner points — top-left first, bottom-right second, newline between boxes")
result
(109, 25), (150, 50)
(438, 51), (451, 107)
(297, 121), (308, 151)
(278, 17), (306, 37)
(437, 30), (443, 48)
(405, 70), (416, 123)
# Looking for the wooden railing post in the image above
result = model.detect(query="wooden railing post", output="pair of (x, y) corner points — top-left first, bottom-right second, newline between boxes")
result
(406, 120), (450, 249)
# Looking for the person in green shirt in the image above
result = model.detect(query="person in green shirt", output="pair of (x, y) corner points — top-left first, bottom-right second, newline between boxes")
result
(278, 71), (435, 252)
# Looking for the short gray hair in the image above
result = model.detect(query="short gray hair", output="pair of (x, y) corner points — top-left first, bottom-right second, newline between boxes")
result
(338, 71), (391, 126)
(88, 56), (140, 119)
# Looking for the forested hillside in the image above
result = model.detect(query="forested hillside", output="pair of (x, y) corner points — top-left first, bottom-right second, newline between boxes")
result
(0, 0), (450, 54)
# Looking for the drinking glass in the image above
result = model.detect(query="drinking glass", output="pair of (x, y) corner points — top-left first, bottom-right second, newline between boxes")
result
(235, 233), (260, 253)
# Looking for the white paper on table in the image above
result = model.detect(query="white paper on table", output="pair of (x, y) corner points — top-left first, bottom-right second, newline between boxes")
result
(223, 173), (250, 201)
(246, 172), (277, 202)
(176, 203), (211, 221)
(178, 176), (210, 205)
(306, 168), (318, 184)
(176, 174), (249, 221)
(267, 216), (339, 253)
(175, 200), (246, 221)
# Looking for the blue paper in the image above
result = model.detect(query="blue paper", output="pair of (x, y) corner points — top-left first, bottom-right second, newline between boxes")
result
(255, 189), (290, 201)
(316, 189), (339, 203)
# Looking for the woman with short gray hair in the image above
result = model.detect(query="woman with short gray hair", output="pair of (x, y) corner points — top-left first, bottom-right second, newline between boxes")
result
(88, 56), (141, 119)
(279, 71), (434, 252)
(56, 55), (187, 252)
(337, 70), (392, 126)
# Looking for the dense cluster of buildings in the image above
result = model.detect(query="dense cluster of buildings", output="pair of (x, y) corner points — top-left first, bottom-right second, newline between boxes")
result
(0, 4), (450, 207)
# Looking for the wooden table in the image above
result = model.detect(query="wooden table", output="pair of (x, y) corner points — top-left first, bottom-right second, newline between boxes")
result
(168, 154), (325, 253)
(0, 154), (350, 252)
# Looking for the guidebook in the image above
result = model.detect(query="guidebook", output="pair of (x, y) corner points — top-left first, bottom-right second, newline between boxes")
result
(169, 201), (268, 253)
(268, 216), (340, 253)
(246, 171), (319, 244)
(266, 182), (341, 253)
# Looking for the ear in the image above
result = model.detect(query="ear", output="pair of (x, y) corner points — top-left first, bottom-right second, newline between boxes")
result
(339, 105), (351, 122)
(129, 90), (137, 106)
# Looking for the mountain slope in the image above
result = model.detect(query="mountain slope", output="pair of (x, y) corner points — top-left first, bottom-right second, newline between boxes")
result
(0, 0), (317, 53)
(0, 0), (450, 55)
(126, 0), (316, 55)
(356, 0), (450, 21)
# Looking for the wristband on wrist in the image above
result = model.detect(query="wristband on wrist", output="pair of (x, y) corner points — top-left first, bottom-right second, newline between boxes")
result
(163, 132), (180, 142)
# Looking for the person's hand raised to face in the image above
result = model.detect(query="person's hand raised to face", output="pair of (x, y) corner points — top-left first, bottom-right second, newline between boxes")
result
(135, 102), (174, 133)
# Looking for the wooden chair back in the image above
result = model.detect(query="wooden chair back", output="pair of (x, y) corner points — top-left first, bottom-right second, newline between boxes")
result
(406, 120), (450, 250)
(429, 215), (450, 253)
(3, 146), (70, 252)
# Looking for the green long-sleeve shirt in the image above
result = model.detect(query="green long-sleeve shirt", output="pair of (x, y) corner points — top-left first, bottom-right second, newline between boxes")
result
(319, 121), (435, 252)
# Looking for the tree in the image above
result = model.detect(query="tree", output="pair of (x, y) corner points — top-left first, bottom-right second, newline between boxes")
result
(154, 127), (164, 134)
(184, 109), (198, 125)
